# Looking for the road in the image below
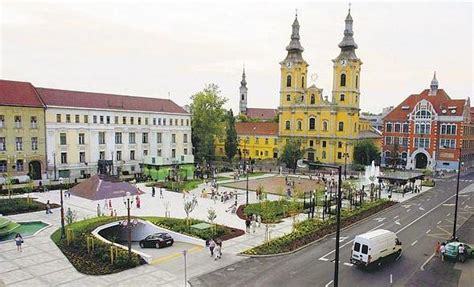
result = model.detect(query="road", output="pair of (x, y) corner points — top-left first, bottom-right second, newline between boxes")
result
(189, 172), (474, 287)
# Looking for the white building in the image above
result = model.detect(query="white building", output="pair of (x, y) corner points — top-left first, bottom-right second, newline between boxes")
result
(37, 87), (193, 179)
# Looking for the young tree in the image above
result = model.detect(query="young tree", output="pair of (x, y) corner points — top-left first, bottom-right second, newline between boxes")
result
(353, 140), (380, 165)
(280, 139), (303, 173)
(224, 109), (238, 161)
(207, 207), (217, 234)
(190, 84), (228, 163)
(183, 200), (196, 228)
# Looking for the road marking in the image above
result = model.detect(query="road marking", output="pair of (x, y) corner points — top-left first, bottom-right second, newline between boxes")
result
(343, 262), (353, 267)
(390, 274), (393, 284)
(332, 236), (348, 242)
(395, 220), (401, 225)
(374, 217), (386, 223)
(426, 229), (431, 234)
(421, 253), (436, 271)
(325, 280), (334, 287)
(443, 204), (455, 207)
(411, 240), (418, 246)
(437, 220), (442, 224)
(447, 213), (451, 217)
(393, 215), (399, 219)
(407, 209), (411, 212)
(319, 257), (329, 262)
(419, 207), (425, 211)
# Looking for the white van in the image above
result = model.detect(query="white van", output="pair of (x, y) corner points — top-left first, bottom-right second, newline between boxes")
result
(350, 229), (402, 267)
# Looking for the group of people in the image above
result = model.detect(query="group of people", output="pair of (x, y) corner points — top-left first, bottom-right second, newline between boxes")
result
(207, 238), (223, 260)
(245, 214), (262, 233)
(151, 186), (164, 198)
(435, 238), (467, 263)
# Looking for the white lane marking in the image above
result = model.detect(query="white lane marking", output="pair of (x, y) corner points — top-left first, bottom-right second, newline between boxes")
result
(419, 207), (425, 211)
(447, 213), (451, 217)
(407, 209), (411, 212)
(411, 240), (418, 246)
(437, 220), (442, 225)
(319, 257), (329, 262)
(344, 262), (353, 267)
(325, 280), (334, 287)
(374, 217), (386, 223)
(426, 229), (431, 234)
(421, 253), (436, 271)
(393, 215), (399, 219)
(427, 198), (431, 201)
(394, 220), (401, 225)
(390, 274), (393, 284)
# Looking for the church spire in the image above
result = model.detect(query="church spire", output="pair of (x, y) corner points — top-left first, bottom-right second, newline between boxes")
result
(429, 71), (439, 95)
(338, 4), (358, 59)
(284, 12), (305, 62)
(240, 66), (247, 87)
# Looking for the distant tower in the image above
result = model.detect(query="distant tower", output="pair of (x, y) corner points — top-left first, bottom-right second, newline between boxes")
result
(429, 71), (439, 96)
(239, 67), (248, 115)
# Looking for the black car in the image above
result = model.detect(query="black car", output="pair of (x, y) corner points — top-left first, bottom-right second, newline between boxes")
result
(139, 233), (174, 248)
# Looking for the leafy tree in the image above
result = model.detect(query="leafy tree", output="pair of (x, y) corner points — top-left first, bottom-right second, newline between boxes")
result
(190, 84), (228, 163)
(224, 109), (238, 161)
(353, 140), (380, 166)
(280, 139), (303, 173)
(207, 207), (217, 234)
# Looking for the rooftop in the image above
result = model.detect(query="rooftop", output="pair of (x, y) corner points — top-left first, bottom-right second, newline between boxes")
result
(0, 79), (44, 108)
(236, 122), (278, 136)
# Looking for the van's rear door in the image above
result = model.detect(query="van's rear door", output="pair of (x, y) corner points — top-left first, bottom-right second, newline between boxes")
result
(352, 241), (369, 265)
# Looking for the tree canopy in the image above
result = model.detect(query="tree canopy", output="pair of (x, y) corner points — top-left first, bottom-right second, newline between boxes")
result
(281, 139), (303, 173)
(190, 84), (227, 163)
(353, 140), (380, 166)
(224, 109), (238, 161)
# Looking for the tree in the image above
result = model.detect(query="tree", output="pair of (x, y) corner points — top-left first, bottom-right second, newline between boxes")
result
(280, 139), (303, 173)
(207, 207), (217, 234)
(5, 175), (14, 199)
(224, 109), (238, 161)
(190, 84), (228, 163)
(353, 140), (380, 166)
(183, 200), (196, 228)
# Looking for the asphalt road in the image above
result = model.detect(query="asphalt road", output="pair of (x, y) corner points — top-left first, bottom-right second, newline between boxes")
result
(190, 172), (474, 287)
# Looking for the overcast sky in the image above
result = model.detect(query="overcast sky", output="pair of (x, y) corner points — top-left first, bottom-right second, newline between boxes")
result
(0, 0), (472, 113)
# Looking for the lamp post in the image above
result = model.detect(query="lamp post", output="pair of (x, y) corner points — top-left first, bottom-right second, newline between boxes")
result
(59, 177), (65, 239)
(343, 143), (350, 179)
(304, 161), (342, 287)
(122, 191), (134, 261)
(441, 145), (462, 239)
(53, 152), (57, 181)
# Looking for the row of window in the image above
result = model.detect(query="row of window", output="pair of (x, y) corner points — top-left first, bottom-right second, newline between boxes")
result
(440, 124), (457, 135)
(285, 73), (359, 89)
(285, 120), (347, 132)
(59, 132), (188, 145)
(0, 160), (25, 172)
(56, 113), (190, 127)
(239, 137), (278, 145)
(0, 137), (38, 151)
(0, 115), (38, 129)
(385, 122), (409, 133)
(386, 122), (458, 135)
(385, 136), (457, 149)
(59, 148), (188, 164)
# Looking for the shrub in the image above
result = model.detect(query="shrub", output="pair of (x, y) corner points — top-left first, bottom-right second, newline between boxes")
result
(352, 164), (366, 172)
(0, 198), (60, 215)
(422, 179), (435, 187)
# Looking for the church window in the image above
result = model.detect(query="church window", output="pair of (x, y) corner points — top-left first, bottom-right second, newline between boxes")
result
(310, 94), (315, 104)
(241, 94), (245, 101)
(285, 121), (291, 130)
(297, 120), (302, 131)
(322, 151), (327, 159)
(338, 121), (344, 131)
(356, 75), (359, 88)
(354, 123), (357, 132)
(300, 95), (304, 102)
(322, 121), (329, 132)
(286, 94), (291, 101)
(340, 74), (346, 87)
(309, 118), (315, 130)
(340, 94), (345, 102)
(301, 76), (305, 88)
(287, 75), (292, 87)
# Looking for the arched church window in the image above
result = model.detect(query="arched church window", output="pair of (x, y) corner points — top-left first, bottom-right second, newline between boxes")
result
(338, 121), (344, 131)
(340, 94), (345, 102)
(310, 94), (315, 104)
(340, 74), (346, 87)
(322, 151), (327, 159)
(297, 120), (302, 131)
(241, 94), (245, 101)
(322, 121), (329, 131)
(287, 75), (292, 87)
(285, 121), (291, 130)
(309, 118), (316, 130)
(356, 75), (359, 89)
(286, 94), (291, 101)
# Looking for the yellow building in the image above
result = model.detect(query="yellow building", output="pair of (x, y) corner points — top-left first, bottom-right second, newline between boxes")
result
(215, 122), (279, 160)
(0, 80), (47, 180)
(278, 10), (363, 164)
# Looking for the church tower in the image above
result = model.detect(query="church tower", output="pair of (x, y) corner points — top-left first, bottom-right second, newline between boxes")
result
(332, 7), (362, 109)
(239, 67), (248, 115)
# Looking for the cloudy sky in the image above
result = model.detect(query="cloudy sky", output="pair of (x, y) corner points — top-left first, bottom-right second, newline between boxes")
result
(0, 0), (472, 113)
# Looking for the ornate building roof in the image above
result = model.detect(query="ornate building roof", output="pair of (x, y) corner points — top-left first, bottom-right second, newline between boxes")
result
(283, 14), (306, 63)
(337, 8), (359, 60)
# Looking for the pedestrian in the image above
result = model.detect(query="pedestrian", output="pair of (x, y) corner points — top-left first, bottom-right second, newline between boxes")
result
(113, 209), (117, 218)
(257, 214), (262, 228)
(435, 241), (441, 257)
(108, 199), (112, 210)
(152, 186), (156, 197)
(160, 187), (164, 199)
(214, 242), (221, 261)
(136, 194), (141, 208)
(245, 217), (251, 233)
(45, 200), (52, 214)
(458, 244), (466, 263)
(208, 239), (216, 257)
(251, 217), (257, 233)
(15, 233), (23, 252)
(110, 209), (114, 217)
(97, 203), (101, 217)
(440, 242), (446, 261)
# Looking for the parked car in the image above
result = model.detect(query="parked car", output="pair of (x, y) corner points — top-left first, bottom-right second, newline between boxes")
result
(139, 233), (174, 249)
(350, 229), (402, 268)
(444, 242), (474, 261)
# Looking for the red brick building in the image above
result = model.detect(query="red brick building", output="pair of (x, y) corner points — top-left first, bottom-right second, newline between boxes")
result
(382, 74), (473, 171)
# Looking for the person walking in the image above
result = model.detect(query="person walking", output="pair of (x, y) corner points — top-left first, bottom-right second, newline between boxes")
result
(136, 194), (141, 208)
(257, 214), (262, 228)
(214, 241), (221, 261)
(160, 187), (164, 199)
(458, 244), (466, 263)
(152, 186), (156, 197)
(15, 233), (23, 252)
(440, 242), (446, 261)
(46, 200), (52, 214)
(97, 203), (101, 217)
(208, 239), (216, 257)
(108, 199), (112, 210)
(251, 217), (257, 233)
(113, 209), (117, 218)
(245, 217), (251, 233)
(434, 241), (441, 257)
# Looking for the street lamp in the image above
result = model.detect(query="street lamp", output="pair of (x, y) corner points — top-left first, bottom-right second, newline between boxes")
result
(343, 142), (350, 179)
(122, 191), (134, 261)
(59, 177), (65, 239)
(442, 145), (463, 239)
(304, 161), (342, 287)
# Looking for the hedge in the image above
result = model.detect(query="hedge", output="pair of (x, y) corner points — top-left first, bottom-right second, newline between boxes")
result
(0, 198), (60, 215)
(243, 199), (396, 255)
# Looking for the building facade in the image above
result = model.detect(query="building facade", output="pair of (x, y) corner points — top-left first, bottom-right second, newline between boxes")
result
(37, 88), (193, 179)
(0, 80), (47, 180)
(382, 74), (472, 170)
(278, 10), (362, 165)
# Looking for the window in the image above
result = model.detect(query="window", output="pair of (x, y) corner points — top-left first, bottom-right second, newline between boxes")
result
(310, 94), (315, 104)
(401, 137), (408, 147)
(297, 120), (302, 131)
(265, 138), (269, 145)
(322, 141), (327, 148)
(14, 116), (22, 128)
(31, 116), (38, 128)
(116, 151), (122, 161)
(98, 132), (105, 144)
(84, 115), (89, 123)
(60, 133), (67, 145)
(130, 117), (134, 125)
(115, 116), (119, 124)
(157, 132), (162, 143)
(0, 160), (7, 172)
(338, 122), (344, 131)
(285, 121), (291, 130)
(130, 150), (135, 160)
(143, 150), (148, 156)
(385, 123), (393, 132)
(184, 148), (188, 155)
(322, 151), (326, 159)
(385, 136), (393, 145)
(138, 117), (142, 125)
(241, 94), (245, 101)
(75, 115), (80, 123)
(175, 119), (178, 126)
(184, 134), (188, 143)
(394, 123), (401, 132)
(415, 110), (431, 119)
(255, 137), (259, 144)
(106, 116), (110, 124)
(415, 123), (431, 134)
(309, 140), (314, 147)
(440, 124), (457, 135)
(337, 152), (342, 159)
(157, 149), (162, 156)
(123, 117), (127, 124)
(61, 152), (68, 164)
(323, 121), (328, 131)
(31, 138), (38, 151)
(77, 133), (85, 145)
(181, 119), (184, 126)
(171, 149), (176, 158)
(129, 132), (136, 144)
(115, 132), (122, 144)
(171, 134), (176, 143)
(340, 74), (346, 86)
(356, 75), (359, 89)
(414, 138), (430, 148)
(66, 114), (71, 123)
(301, 76), (305, 88)
(286, 75), (292, 87)
(93, 115), (97, 123)
(286, 94), (291, 101)
(402, 123), (409, 133)
(0, 137), (5, 151)
(79, 152), (86, 163)
(361, 245), (368, 255)
(186, 119), (190, 126)
(440, 139), (456, 149)
(163, 118), (166, 125)
(153, 118), (156, 125)
(0, 115), (4, 128)
(340, 94), (345, 102)
(309, 118), (315, 130)
(338, 141), (343, 148)
(354, 242), (361, 252)
(16, 160), (24, 171)
(274, 138), (277, 145)
(99, 151), (105, 160)
(99, 116), (104, 124)
(142, 132), (148, 144)
(145, 118), (149, 125)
